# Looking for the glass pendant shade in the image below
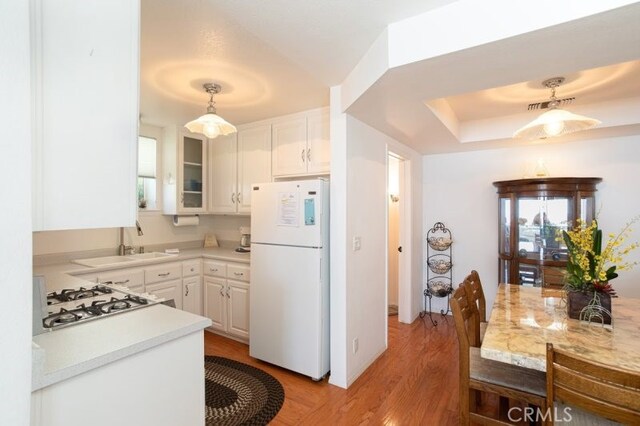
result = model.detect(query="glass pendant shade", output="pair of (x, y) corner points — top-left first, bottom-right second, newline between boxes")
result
(184, 82), (237, 139)
(184, 112), (237, 139)
(513, 108), (601, 140)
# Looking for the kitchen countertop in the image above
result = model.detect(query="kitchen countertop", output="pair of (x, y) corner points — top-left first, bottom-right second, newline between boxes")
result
(34, 246), (250, 291)
(32, 304), (210, 390)
(31, 246), (247, 391)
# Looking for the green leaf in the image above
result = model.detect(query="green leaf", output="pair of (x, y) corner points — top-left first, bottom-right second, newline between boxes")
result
(593, 229), (602, 256)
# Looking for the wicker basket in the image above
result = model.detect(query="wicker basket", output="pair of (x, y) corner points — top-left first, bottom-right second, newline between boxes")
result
(428, 259), (452, 274)
(427, 237), (452, 251)
(428, 281), (452, 297)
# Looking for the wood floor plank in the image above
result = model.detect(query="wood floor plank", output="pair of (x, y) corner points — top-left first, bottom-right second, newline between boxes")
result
(204, 315), (462, 425)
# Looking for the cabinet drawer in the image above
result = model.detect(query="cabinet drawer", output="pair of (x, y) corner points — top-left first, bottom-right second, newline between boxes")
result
(182, 259), (201, 277)
(145, 263), (181, 284)
(204, 260), (226, 278)
(227, 263), (250, 282)
(98, 268), (145, 289)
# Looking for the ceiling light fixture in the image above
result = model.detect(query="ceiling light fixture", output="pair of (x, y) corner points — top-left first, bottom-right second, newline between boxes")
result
(513, 77), (600, 140)
(184, 83), (237, 139)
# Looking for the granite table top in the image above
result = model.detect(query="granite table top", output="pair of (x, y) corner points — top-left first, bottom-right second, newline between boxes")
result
(481, 283), (640, 372)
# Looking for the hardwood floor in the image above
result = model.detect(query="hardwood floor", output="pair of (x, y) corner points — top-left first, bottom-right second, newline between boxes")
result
(204, 315), (462, 425)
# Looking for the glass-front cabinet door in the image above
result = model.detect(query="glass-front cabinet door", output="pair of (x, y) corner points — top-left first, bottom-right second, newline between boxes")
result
(180, 133), (207, 212)
(493, 178), (601, 287)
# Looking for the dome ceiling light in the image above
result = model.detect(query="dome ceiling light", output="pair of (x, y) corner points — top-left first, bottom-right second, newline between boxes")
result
(513, 77), (601, 140)
(184, 83), (237, 139)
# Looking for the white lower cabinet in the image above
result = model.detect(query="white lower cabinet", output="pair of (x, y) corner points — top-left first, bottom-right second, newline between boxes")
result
(97, 268), (145, 293)
(182, 276), (202, 315)
(146, 278), (183, 310)
(227, 280), (249, 339)
(181, 259), (202, 315)
(203, 261), (250, 341)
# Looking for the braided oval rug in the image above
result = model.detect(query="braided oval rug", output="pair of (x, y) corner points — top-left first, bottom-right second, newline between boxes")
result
(205, 356), (285, 426)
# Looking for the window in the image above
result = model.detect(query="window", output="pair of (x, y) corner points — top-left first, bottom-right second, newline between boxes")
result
(138, 136), (157, 210)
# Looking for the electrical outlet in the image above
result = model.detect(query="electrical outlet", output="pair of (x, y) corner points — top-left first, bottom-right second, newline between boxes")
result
(352, 337), (359, 354)
(352, 236), (361, 251)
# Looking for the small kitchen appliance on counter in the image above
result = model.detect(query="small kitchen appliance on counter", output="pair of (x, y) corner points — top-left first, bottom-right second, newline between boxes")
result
(236, 226), (251, 253)
(33, 278), (158, 335)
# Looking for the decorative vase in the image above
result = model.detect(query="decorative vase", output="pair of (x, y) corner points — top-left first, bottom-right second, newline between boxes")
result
(566, 290), (612, 325)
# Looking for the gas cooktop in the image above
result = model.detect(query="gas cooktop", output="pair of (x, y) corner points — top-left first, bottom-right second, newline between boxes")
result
(43, 284), (158, 331)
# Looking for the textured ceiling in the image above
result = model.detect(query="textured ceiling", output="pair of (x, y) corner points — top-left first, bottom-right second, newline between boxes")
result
(140, 1), (640, 154)
(139, 0), (457, 128)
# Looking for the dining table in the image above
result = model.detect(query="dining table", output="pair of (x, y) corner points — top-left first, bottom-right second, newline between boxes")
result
(481, 283), (640, 373)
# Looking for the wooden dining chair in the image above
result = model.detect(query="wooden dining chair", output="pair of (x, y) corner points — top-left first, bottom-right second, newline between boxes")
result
(463, 270), (487, 341)
(451, 285), (547, 425)
(546, 343), (640, 424)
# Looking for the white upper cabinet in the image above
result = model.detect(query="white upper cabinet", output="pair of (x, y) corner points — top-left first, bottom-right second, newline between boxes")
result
(271, 108), (330, 177)
(237, 125), (272, 213)
(209, 125), (271, 214)
(306, 109), (331, 174)
(31, 0), (140, 230)
(163, 127), (208, 215)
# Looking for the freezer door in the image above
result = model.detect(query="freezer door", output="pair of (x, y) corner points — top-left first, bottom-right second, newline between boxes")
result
(249, 243), (329, 379)
(250, 179), (327, 248)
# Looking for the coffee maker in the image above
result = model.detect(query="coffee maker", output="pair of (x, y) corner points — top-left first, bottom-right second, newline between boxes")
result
(237, 226), (251, 252)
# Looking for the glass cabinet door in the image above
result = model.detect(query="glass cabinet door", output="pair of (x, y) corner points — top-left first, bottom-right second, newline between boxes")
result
(182, 136), (205, 210)
(493, 177), (601, 288)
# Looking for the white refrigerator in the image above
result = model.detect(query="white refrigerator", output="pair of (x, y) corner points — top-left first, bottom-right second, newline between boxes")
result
(249, 179), (330, 380)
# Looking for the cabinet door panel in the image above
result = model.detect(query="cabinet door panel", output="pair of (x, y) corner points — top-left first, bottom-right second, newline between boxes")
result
(306, 110), (330, 174)
(227, 281), (249, 339)
(146, 278), (182, 310)
(238, 125), (271, 213)
(204, 277), (226, 332)
(272, 118), (307, 176)
(179, 133), (207, 213)
(182, 276), (201, 315)
(209, 133), (238, 213)
(33, 0), (139, 230)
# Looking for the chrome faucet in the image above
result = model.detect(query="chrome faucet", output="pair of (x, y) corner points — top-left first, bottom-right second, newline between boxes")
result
(118, 221), (144, 255)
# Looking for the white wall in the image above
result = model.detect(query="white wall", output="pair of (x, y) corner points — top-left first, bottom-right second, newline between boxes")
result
(33, 214), (250, 256)
(423, 135), (640, 315)
(0, 1), (32, 424)
(344, 116), (389, 387)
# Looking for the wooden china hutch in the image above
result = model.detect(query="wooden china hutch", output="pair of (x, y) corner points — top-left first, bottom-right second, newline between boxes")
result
(493, 177), (601, 287)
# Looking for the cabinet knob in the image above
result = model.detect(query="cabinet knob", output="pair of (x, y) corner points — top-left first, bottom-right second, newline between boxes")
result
(234, 272), (243, 276)
(219, 288), (225, 297)
(301, 149), (305, 162)
(237, 192), (241, 203)
(226, 288), (230, 298)
(210, 268), (218, 272)
(114, 279), (130, 285)
(185, 286), (189, 297)
(190, 267), (195, 272)
(307, 148), (311, 162)
(231, 193), (236, 203)
(158, 272), (170, 277)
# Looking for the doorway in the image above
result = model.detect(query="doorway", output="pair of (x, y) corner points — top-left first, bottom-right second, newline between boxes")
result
(387, 153), (404, 319)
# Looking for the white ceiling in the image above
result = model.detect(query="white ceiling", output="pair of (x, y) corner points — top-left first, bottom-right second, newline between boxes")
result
(140, 0), (456, 128)
(140, 1), (640, 154)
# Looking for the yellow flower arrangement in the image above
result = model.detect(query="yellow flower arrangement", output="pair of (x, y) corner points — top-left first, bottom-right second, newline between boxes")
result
(562, 216), (639, 295)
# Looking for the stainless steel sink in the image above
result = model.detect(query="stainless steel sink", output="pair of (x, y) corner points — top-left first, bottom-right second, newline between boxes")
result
(72, 252), (176, 268)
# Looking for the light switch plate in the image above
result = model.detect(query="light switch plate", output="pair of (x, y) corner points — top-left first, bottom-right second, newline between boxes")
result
(352, 236), (361, 251)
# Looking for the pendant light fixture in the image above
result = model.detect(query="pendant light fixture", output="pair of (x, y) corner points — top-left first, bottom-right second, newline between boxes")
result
(513, 77), (600, 140)
(184, 83), (237, 139)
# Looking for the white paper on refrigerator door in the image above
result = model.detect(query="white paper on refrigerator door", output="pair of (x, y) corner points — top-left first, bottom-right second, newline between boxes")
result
(277, 191), (299, 226)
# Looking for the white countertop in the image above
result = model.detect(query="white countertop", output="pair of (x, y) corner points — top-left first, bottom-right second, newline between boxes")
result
(31, 246), (247, 391)
(34, 246), (250, 291)
(32, 305), (210, 390)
